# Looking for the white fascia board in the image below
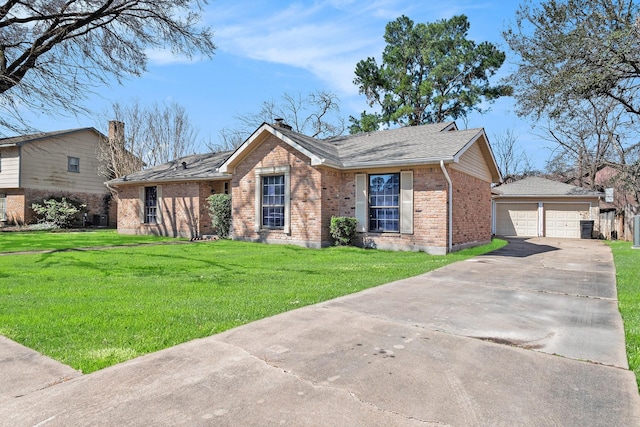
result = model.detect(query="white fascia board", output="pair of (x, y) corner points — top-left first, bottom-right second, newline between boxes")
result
(337, 157), (454, 170)
(107, 174), (232, 187)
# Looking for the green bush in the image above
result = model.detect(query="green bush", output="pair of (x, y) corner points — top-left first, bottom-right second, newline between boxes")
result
(330, 216), (359, 246)
(31, 197), (86, 229)
(207, 194), (232, 238)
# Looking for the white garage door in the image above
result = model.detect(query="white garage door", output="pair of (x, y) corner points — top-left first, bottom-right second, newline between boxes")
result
(544, 203), (589, 238)
(496, 203), (539, 237)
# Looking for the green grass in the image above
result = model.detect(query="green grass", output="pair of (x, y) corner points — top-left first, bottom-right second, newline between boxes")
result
(607, 240), (640, 389)
(0, 229), (181, 252)
(0, 233), (507, 373)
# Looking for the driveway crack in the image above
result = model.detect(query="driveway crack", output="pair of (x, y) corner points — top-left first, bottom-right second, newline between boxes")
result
(227, 340), (444, 425)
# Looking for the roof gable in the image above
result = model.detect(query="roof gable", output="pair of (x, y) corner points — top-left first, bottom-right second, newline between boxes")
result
(220, 122), (501, 182)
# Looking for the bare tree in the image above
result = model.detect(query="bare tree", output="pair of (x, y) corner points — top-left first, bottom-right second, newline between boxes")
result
(207, 90), (345, 151)
(0, 0), (215, 135)
(97, 100), (199, 179)
(539, 96), (632, 190)
(491, 128), (531, 180)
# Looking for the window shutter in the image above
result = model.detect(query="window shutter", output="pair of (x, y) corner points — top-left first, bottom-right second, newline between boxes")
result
(400, 171), (413, 234)
(284, 172), (291, 235)
(156, 185), (163, 225)
(355, 174), (367, 232)
(139, 187), (145, 223)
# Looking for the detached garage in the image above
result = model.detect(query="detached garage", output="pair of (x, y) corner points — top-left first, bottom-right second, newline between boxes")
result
(492, 177), (602, 238)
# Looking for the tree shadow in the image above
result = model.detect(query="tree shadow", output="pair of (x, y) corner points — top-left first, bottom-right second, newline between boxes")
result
(482, 237), (560, 258)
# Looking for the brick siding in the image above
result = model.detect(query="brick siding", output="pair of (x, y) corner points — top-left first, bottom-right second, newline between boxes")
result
(0, 188), (114, 226)
(229, 136), (483, 253)
(116, 180), (228, 238)
(450, 168), (492, 247)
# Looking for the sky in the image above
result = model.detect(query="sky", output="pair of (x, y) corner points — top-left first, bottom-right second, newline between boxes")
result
(16, 0), (551, 170)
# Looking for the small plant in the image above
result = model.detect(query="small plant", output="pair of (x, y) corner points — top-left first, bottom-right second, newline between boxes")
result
(31, 197), (86, 229)
(207, 194), (232, 238)
(330, 216), (359, 246)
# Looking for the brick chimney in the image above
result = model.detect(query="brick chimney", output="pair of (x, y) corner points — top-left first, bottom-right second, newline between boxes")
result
(273, 118), (292, 130)
(108, 120), (125, 149)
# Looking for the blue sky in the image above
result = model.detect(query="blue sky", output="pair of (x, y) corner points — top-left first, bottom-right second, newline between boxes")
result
(20, 0), (550, 169)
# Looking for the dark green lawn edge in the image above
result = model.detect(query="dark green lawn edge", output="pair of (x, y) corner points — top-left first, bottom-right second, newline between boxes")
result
(606, 240), (640, 390)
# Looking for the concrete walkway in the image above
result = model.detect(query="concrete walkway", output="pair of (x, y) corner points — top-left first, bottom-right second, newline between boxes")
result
(1, 238), (639, 426)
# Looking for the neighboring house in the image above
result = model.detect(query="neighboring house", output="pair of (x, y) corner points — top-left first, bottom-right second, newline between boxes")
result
(0, 127), (116, 226)
(107, 151), (232, 238)
(109, 120), (501, 254)
(492, 176), (602, 238)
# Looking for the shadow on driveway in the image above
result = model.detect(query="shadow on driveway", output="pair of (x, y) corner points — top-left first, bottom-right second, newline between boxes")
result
(486, 237), (560, 257)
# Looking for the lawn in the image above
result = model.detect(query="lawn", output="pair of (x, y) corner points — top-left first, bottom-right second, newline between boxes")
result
(607, 240), (640, 389)
(0, 233), (506, 373)
(0, 229), (181, 252)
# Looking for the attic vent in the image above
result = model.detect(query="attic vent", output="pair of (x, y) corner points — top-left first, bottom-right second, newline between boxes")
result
(273, 118), (292, 130)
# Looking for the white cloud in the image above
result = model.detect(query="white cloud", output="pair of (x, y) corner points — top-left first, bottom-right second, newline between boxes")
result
(206, 0), (503, 99)
(145, 48), (199, 66)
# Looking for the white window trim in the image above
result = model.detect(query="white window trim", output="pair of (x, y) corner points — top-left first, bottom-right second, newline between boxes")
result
(255, 166), (290, 234)
(67, 156), (80, 173)
(355, 171), (413, 234)
(139, 185), (162, 225)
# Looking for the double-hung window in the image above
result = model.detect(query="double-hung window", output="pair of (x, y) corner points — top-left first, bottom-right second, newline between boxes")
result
(68, 157), (80, 173)
(355, 171), (413, 234)
(255, 166), (290, 233)
(262, 175), (285, 228)
(144, 186), (158, 224)
(368, 173), (400, 232)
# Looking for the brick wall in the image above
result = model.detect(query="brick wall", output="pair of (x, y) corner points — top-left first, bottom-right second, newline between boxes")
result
(231, 134), (325, 246)
(2, 190), (25, 225)
(449, 168), (492, 247)
(2, 188), (113, 226)
(116, 180), (229, 238)
(340, 166), (450, 253)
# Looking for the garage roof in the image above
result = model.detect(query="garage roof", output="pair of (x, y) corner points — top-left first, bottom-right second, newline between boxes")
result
(493, 176), (603, 198)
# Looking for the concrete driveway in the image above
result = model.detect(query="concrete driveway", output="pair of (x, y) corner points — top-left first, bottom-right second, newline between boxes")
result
(1, 238), (639, 426)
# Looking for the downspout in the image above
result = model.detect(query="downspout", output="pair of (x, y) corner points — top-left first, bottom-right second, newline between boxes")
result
(440, 160), (452, 253)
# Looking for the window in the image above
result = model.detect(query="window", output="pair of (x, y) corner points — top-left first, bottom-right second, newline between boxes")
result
(262, 175), (285, 228)
(144, 186), (158, 224)
(355, 171), (413, 234)
(368, 173), (400, 232)
(254, 166), (290, 233)
(68, 157), (80, 173)
(0, 194), (5, 221)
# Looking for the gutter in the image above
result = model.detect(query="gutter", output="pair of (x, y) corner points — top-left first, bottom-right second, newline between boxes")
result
(440, 160), (453, 253)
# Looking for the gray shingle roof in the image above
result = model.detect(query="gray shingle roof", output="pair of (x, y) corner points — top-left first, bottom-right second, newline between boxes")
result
(262, 121), (488, 168)
(493, 176), (603, 197)
(107, 151), (233, 185)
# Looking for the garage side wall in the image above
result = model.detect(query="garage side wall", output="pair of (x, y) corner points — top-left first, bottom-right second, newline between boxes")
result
(450, 168), (492, 248)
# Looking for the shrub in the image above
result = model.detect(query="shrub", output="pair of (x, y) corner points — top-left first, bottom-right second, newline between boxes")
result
(207, 194), (232, 238)
(31, 197), (86, 229)
(330, 216), (359, 246)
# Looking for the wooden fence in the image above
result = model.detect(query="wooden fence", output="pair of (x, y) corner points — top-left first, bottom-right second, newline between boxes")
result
(598, 204), (639, 241)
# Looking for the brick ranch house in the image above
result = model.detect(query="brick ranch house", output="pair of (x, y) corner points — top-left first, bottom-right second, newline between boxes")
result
(0, 127), (116, 226)
(108, 121), (502, 254)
